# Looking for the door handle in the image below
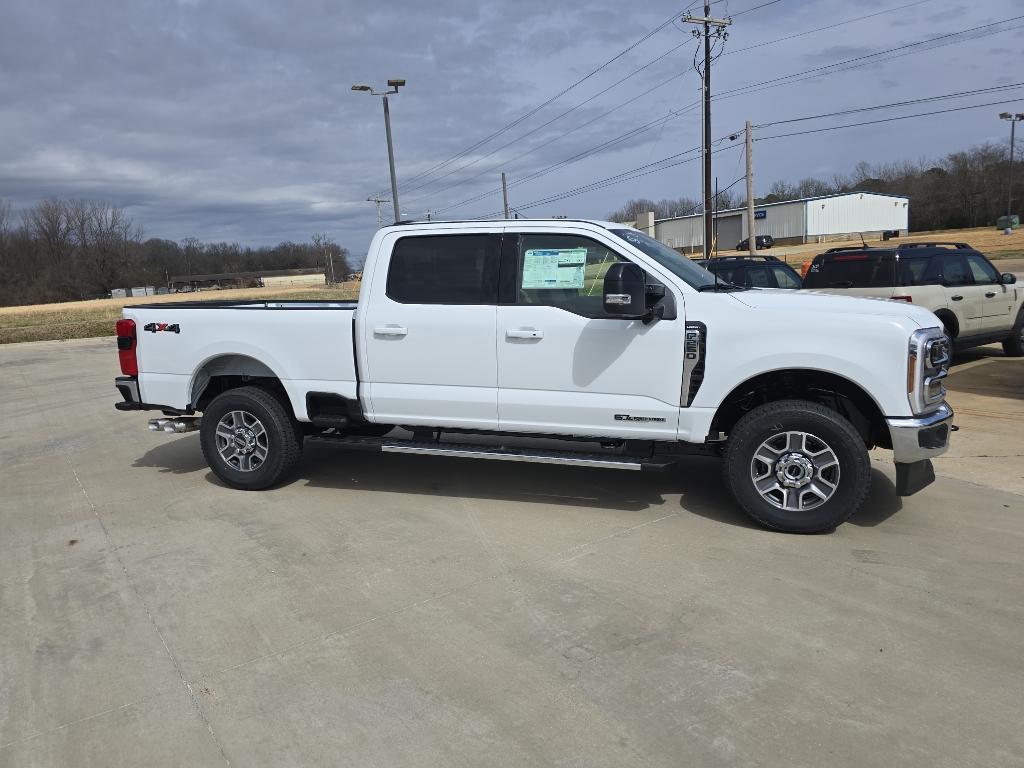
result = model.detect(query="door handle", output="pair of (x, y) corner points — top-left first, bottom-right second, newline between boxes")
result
(951, 295), (963, 301)
(985, 292), (996, 298)
(374, 325), (408, 337)
(506, 328), (543, 340)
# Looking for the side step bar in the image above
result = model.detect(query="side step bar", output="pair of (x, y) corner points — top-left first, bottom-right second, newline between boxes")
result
(307, 435), (675, 472)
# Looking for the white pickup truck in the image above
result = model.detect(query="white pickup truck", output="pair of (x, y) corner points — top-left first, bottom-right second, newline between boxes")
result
(114, 219), (954, 533)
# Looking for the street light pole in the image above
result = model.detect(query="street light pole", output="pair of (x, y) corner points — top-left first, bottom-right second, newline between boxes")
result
(1000, 112), (1024, 229)
(382, 95), (400, 223)
(353, 79), (406, 224)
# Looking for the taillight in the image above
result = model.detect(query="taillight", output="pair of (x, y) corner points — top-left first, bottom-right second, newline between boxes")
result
(890, 295), (913, 302)
(115, 319), (138, 376)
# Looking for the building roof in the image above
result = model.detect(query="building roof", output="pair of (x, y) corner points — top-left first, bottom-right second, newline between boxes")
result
(653, 190), (909, 224)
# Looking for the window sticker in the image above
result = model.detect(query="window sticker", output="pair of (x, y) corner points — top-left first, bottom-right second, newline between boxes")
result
(521, 248), (587, 289)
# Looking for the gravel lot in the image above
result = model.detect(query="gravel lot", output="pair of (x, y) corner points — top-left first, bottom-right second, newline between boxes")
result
(1, 338), (1022, 767)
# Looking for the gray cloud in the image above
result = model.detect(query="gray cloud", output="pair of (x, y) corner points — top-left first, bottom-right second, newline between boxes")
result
(0, 0), (1021, 251)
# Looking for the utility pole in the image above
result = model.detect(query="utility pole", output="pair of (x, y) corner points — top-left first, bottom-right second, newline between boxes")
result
(501, 172), (511, 219)
(746, 120), (756, 256)
(366, 195), (390, 228)
(685, 5), (731, 260)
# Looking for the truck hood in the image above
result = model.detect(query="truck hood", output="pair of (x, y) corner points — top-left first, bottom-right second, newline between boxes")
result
(730, 288), (939, 328)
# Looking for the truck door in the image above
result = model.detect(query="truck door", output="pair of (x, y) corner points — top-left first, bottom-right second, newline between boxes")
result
(360, 230), (501, 429)
(496, 229), (684, 440)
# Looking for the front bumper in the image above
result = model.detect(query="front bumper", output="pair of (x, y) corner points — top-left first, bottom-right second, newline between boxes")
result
(886, 402), (954, 464)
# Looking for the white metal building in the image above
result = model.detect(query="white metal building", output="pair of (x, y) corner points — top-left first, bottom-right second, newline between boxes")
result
(645, 192), (909, 252)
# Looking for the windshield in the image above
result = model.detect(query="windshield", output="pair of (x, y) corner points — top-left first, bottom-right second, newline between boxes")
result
(610, 229), (717, 289)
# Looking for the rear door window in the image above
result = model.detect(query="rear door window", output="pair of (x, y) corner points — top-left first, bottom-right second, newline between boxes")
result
(745, 266), (773, 288)
(386, 234), (501, 304)
(925, 253), (971, 286)
(897, 256), (931, 286)
(803, 252), (896, 289)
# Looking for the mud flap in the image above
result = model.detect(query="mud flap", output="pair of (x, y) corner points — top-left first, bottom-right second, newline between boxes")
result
(895, 459), (935, 496)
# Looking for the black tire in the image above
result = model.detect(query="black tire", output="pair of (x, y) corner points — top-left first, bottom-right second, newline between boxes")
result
(1002, 308), (1024, 357)
(723, 399), (871, 533)
(200, 386), (302, 490)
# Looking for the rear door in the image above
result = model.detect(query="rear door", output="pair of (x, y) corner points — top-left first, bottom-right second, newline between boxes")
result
(965, 252), (1014, 331)
(360, 230), (501, 429)
(495, 228), (684, 440)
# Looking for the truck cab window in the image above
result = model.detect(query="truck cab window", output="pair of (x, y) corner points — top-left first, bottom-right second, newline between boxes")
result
(386, 234), (500, 304)
(513, 234), (629, 318)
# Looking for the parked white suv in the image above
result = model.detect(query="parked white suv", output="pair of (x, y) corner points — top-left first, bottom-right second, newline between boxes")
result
(113, 220), (954, 533)
(802, 242), (1024, 356)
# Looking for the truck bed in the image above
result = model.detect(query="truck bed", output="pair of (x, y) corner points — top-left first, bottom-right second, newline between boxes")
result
(123, 300), (358, 418)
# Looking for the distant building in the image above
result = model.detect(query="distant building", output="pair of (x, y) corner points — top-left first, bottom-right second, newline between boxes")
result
(168, 267), (325, 292)
(634, 191), (909, 253)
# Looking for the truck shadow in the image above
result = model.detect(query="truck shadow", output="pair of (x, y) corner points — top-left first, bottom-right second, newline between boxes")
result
(132, 437), (904, 531)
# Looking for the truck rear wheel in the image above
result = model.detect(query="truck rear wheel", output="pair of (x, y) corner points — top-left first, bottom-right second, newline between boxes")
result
(200, 386), (302, 490)
(723, 399), (870, 533)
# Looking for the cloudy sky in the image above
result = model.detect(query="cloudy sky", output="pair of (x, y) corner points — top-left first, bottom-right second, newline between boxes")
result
(1, 0), (1021, 255)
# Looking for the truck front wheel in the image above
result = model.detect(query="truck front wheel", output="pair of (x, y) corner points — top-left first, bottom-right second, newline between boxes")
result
(200, 386), (302, 490)
(723, 399), (871, 533)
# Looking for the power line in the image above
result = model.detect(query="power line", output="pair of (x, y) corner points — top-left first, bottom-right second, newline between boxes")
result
(398, 0), (773, 195)
(722, 0), (935, 57)
(399, 40), (693, 198)
(474, 96), (1024, 218)
(729, 0), (784, 17)
(474, 140), (744, 218)
(424, 11), (1024, 218)
(413, 4), (995, 214)
(756, 97), (1024, 141)
(399, 2), (703, 190)
(754, 83), (1024, 128)
(718, 14), (1024, 100)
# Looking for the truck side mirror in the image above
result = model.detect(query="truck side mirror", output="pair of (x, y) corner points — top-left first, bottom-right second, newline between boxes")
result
(603, 262), (647, 318)
(1002, 273), (1017, 285)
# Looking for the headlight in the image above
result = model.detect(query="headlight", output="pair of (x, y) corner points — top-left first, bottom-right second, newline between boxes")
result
(907, 328), (949, 414)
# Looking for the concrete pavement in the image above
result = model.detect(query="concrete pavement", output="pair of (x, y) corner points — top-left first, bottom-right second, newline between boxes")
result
(1, 337), (1022, 767)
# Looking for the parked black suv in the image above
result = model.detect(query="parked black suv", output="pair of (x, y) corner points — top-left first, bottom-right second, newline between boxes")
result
(697, 255), (802, 289)
(736, 235), (775, 251)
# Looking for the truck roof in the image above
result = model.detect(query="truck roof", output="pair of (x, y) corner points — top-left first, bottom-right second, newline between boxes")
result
(379, 218), (630, 232)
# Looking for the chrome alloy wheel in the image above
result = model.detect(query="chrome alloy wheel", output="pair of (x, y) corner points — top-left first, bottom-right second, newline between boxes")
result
(750, 431), (840, 512)
(215, 410), (269, 472)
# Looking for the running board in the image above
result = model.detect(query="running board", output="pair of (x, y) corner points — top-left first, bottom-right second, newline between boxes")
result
(307, 435), (674, 472)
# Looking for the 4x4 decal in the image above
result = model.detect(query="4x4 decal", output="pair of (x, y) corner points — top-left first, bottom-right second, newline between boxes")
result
(143, 322), (180, 334)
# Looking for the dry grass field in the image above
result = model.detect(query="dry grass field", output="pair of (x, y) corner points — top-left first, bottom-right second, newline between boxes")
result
(0, 282), (360, 344)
